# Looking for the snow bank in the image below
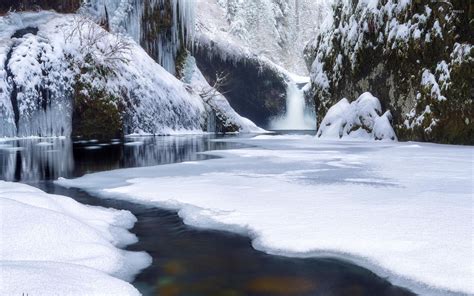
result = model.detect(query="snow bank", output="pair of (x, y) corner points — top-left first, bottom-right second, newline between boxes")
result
(0, 181), (151, 295)
(57, 136), (473, 295)
(1, 262), (141, 296)
(317, 92), (397, 140)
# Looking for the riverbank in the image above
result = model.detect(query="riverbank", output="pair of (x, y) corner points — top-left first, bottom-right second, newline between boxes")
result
(0, 181), (151, 295)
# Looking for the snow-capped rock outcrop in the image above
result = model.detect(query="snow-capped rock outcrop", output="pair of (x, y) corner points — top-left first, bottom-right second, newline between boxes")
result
(305, 0), (473, 144)
(317, 92), (397, 141)
(0, 11), (261, 138)
(0, 12), (203, 138)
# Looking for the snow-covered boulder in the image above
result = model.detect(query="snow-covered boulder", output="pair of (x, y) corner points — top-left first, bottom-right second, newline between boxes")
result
(305, 0), (473, 144)
(317, 92), (397, 141)
(0, 181), (151, 296)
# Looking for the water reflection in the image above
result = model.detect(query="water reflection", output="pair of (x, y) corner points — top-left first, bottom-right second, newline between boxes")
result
(0, 138), (73, 181)
(0, 135), (247, 181)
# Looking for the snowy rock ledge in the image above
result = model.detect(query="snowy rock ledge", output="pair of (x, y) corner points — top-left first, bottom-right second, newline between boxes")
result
(0, 181), (151, 296)
(317, 92), (397, 141)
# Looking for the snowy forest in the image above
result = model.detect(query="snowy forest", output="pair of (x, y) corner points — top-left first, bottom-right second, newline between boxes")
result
(0, 0), (472, 296)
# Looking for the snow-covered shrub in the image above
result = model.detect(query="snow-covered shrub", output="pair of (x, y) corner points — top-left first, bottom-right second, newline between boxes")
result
(305, 0), (473, 144)
(317, 92), (397, 141)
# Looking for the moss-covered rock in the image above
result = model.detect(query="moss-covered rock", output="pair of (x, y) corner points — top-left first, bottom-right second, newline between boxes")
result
(71, 56), (123, 139)
(305, 0), (473, 144)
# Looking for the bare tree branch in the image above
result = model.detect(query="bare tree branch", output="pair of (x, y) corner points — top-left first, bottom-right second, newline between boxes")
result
(64, 15), (132, 67)
(199, 71), (230, 102)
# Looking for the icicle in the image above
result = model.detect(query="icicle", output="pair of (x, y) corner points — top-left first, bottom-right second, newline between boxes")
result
(85, 0), (196, 74)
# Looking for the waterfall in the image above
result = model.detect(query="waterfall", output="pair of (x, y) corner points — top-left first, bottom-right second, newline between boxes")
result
(270, 79), (316, 130)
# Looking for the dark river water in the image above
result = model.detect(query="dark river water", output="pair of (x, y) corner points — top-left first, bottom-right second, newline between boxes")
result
(0, 133), (415, 296)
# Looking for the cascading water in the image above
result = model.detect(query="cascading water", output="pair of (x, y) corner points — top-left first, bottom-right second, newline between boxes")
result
(270, 80), (316, 130)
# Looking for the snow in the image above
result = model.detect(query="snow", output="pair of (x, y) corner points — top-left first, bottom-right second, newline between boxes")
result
(0, 11), (203, 137)
(0, 12), (73, 138)
(421, 69), (447, 101)
(2, 261), (140, 296)
(317, 92), (397, 141)
(306, 0), (438, 77)
(0, 181), (151, 296)
(57, 135), (473, 296)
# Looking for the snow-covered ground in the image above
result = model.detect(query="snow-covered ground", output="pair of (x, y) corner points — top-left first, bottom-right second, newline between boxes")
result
(0, 181), (151, 295)
(57, 135), (473, 296)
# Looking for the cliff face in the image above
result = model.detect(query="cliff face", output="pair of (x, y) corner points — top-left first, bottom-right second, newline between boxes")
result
(0, 3), (262, 138)
(305, 0), (473, 144)
(0, 0), (195, 75)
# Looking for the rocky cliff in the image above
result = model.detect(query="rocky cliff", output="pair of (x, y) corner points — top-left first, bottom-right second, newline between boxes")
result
(0, 3), (260, 138)
(305, 0), (473, 144)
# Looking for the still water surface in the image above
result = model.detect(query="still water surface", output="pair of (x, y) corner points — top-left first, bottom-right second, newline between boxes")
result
(0, 134), (415, 296)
